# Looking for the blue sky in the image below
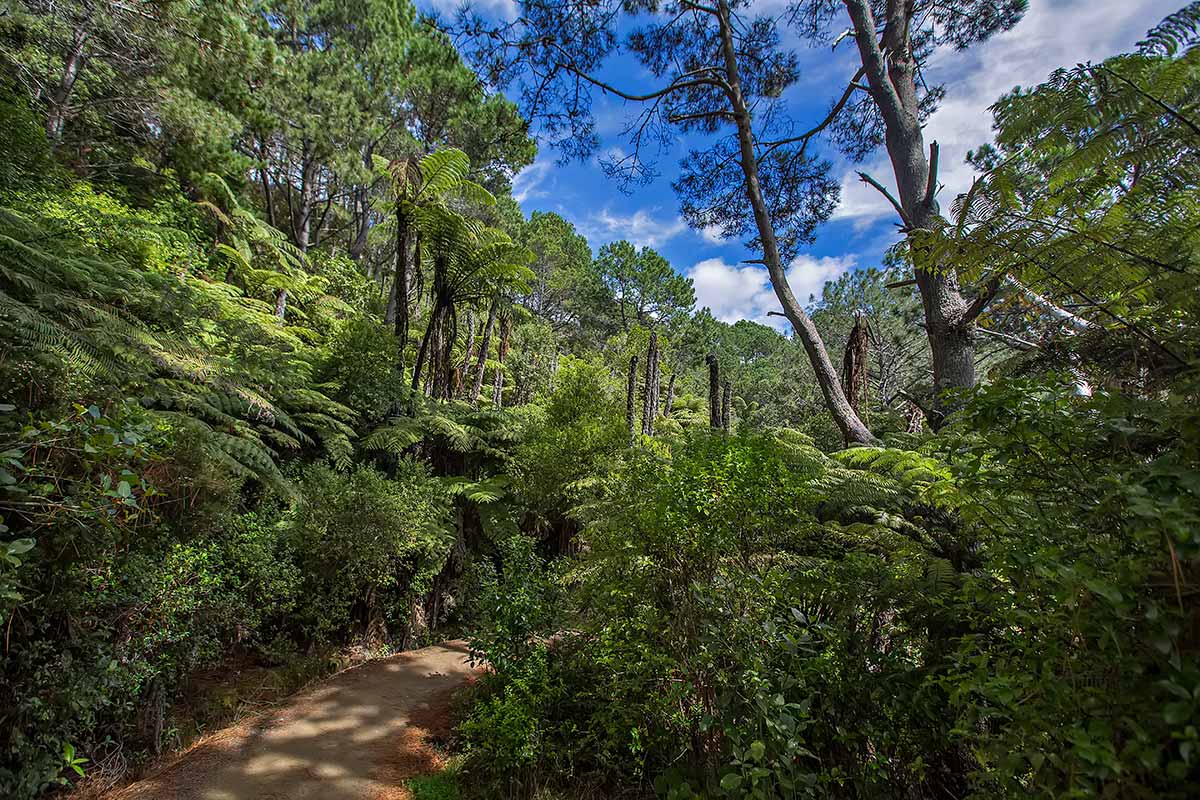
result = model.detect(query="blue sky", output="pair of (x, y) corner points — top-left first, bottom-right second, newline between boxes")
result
(429, 0), (1179, 328)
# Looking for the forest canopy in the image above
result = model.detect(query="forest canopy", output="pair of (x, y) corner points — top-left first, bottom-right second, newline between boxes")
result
(1, 1), (1199, 799)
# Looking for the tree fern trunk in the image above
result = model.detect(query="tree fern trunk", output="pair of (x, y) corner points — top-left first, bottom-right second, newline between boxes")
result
(842, 313), (871, 426)
(641, 329), (657, 435)
(707, 354), (721, 429)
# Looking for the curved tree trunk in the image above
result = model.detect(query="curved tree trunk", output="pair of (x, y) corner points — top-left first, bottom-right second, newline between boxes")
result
(715, 0), (874, 444)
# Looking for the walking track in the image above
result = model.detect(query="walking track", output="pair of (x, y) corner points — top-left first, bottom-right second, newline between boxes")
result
(105, 640), (477, 800)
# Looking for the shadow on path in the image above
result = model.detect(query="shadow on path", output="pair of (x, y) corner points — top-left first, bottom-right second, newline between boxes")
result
(107, 640), (476, 800)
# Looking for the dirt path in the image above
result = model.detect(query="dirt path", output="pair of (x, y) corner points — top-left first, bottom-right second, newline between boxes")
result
(106, 640), (477, 800)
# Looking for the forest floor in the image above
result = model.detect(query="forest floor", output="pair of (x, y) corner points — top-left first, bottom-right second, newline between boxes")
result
(100, 640), (478, 800)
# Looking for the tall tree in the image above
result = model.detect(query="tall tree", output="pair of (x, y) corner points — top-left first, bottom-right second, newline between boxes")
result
(456, 0), (874, 443)
(595, 240), (695, 331)
(787, 0), (1025, 421)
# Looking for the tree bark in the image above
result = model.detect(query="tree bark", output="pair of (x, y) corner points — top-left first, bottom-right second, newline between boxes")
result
(349, 146), (374, 261)
(492, 316), (511, 407)
(470, 300), (498, 405)
(457, 308), (476, 397)
(842, 313), (871, 425)
(627, 354), (640, 443)
(707, 353), (721, 429)
(388, 206), (412, 373)
(721, 380), (732, 432)
(46, 25), (88, 143)
(664, 373), (676, 416)
(842, 0), (999, 424)
(715, 0), (874, 444)
(641, 329), (658, 435)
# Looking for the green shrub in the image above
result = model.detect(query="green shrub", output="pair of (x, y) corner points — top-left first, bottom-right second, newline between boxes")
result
(462, 402), (1200, 799)
(286, 461), (454, 644)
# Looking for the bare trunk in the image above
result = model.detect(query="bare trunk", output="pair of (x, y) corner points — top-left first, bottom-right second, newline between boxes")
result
(721, 381), (732, 432)
(259, 141), (277, 228)
(707, 354), (721, 429)
(434, 305), (456, 400)
(716, 0), (874, 444)
(627, 354), (640, 443)
(842, 314), (871, 426)
(470, 301), (498, 405)
(349, 147), (373, 261)
(492, 316), (511, 407)
(46, 25), (88, 143)
(457, 309), (476, 397)
(641, 329), (658, 435)
(843, 0), (995, 424)
(664, 373), (676, 416)
(411, 304), (439, 393)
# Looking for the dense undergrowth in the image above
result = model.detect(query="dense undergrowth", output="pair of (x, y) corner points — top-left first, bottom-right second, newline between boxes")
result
(461, 381), (1200, 799)
(2, 1), (1199, 799)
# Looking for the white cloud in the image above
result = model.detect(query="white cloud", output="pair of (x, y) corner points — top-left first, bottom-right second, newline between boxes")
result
(512, 156), (555, 205)
(688, 254), (857, 329)
(579, 208), (687, 249)
(786, 254), (858, 306)
(831, 0), (1177, 221)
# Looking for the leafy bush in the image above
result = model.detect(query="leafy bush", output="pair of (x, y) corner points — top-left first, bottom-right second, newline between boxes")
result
(461, 402), (1200, 799)
(286, 461), (454, 645)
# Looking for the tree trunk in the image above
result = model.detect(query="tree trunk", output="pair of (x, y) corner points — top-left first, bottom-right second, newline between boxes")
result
(721, 380), (732, 432)
(349, 146), (373, 261)
(627, 354), (640, 443)
(707, 354), (721, 429)
(664, 373), (676, 416)
(434, 305), (457, 400)
(470, 300), (498, 405)
(389, 208), (412, 373)
(259, 140), (277, 229)
(842, 0), (999, 424)
(650, 343), (661, 420)
(842, 313), (871, 425)
(457, 309), (476, 398)
(715, 0), (874, 444)
(492, 316), (511, 407)
(641, 329), (658, 436)
(411, 302), (440, 393)
(46, 25), (88, 143)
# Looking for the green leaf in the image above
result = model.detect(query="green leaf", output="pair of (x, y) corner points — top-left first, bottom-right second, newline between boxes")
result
(720, 773), (743, 792)
(1163, 702), (1193, 726)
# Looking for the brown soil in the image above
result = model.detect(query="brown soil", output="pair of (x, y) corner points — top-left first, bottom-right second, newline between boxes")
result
(102, 640), (478, 800)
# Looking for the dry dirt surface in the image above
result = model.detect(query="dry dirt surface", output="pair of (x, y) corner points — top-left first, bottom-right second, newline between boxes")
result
(105, 640), (478, 800)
